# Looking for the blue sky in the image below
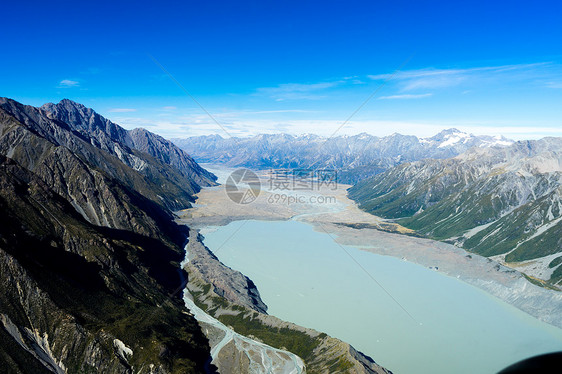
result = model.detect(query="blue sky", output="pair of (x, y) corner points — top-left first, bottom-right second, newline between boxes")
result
(1, 0), (561, 139)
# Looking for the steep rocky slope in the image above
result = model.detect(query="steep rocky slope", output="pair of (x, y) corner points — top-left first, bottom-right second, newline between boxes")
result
(0, 98), (218, 373)
(348, 139), (562, 286)
(0, 98), (216, 211)
(173, 129), (512, 183)
(41, 100), (215, 188)
(0, 154), (212, 373)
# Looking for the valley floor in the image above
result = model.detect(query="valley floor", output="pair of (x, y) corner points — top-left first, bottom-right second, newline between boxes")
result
(178, 167), (562, 329)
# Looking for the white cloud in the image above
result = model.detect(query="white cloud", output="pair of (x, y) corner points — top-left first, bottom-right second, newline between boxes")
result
(368, 63), (552, 91)
(221, 109), (314, 115)
(256, 81), (343, 101)
(378, 93), (433, 100)
(545, 81), (562, 89)
(58, 79), (80, 88)
(163, 106), (177, 110)
(108, 108), (137, 113)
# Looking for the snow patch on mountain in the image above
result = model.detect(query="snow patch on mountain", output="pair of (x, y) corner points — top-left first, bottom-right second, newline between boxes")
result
(113, 339), (133, 361)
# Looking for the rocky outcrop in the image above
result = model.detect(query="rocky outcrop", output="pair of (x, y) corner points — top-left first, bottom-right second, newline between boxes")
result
(0, 110), (173, 242)
(0, 98), (218, 240)
(0, 251), (131, 374)
(185, 232), (268, 314)
(128, 127), (215, 186)
(0, 98), (216, 214)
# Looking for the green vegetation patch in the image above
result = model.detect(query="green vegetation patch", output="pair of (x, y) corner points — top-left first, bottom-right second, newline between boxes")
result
(550, 265), (562, 287)
(549, 256), (562, 269)
(218, 313), (320, 361)
(522, 274), (560, 291)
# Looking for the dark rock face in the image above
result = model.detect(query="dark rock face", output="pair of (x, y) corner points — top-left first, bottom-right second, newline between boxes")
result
(0, 98), (217, 223)
(41, 99), (132, 146)
(128, 127), (216, 187)
(0, 98), (218, 373)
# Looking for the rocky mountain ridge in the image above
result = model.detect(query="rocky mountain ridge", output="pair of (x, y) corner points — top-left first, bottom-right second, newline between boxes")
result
(172, 129), (513, 183)
(348, 138), (562, 286)
(0, 153), (212, 373)
(41, 99), (216, 188)
(0, 97), (222, 372)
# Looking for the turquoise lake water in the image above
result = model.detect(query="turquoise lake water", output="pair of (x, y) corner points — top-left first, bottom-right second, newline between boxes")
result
(201, 219), (562, 374)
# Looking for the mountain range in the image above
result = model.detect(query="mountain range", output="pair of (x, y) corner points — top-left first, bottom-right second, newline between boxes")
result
(172, 129), (513, 183)
(175, 129), (562, 288)
(0, 98), (389, 373)
(348, 138), (562, 287)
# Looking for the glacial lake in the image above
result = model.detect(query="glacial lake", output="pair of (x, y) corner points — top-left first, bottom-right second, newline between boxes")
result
(201, 219), (562, 374)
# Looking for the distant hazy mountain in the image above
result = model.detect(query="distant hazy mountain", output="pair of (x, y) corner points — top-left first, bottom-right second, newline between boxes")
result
(348, 138), (562, 286)
(173, 129), (513, 183)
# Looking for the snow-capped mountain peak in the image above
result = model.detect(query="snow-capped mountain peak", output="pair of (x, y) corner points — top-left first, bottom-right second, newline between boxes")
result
(420, 128), (514, 149)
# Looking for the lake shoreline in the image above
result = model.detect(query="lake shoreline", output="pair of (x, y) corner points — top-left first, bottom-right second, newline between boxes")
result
(198, 218), (562, 374)
(177, 166), (562, 330)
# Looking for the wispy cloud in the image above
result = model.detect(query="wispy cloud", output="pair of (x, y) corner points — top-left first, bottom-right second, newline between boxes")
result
(162, 106), (177, 110)
(545, 81), (562, 89)
(342, 76), (365, 85)
(369, 62), (552, 91)
(58, 79), (80, 88)
(256, 81), (342, 101)
(379, 93), (433, 100)
(108, 108), (137, 113)
(232, 109), (313, 115)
